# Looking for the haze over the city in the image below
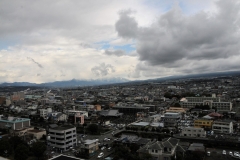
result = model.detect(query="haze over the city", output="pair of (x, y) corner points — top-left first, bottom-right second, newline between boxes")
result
(0, 0), (240, 83)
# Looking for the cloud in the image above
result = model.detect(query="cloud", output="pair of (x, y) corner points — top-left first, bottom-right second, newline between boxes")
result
(115, 0), (240, 68)
(115, 10), (138, 39)
(27, 57), (43, 68)
(91, 63), (115, 76)
(104, 49), (126, 56)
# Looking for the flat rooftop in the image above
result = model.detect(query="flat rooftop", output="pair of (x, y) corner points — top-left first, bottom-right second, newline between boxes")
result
(49, 155), (80, 160)
(50, 125), (75, 131)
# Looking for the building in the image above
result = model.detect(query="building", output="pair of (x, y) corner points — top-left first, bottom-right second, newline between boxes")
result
(137, 137), (180, 160)
(180, 127), (206, 138)
(48, 125), (77, 151)
(27, 129), (46, 139)
(180, 97), (232, 111)
(80, 139), (99, 158)
(67, 112), (84, 125)
(212, 120), (233, 134)
(113, 104), (149, 115)
(194, 119), (213, 129)
(0, 116), (31, 130)
(49, 154), (80, 160)
(165, 107), (186, 114)
(164, 112), (181, 119)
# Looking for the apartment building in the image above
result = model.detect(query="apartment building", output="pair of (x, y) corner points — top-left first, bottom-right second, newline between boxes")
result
(180, 127), (206, 138)
(194, 119), (213, 129)
(48, 125), (77, 151)
(212, 120), (233, 134)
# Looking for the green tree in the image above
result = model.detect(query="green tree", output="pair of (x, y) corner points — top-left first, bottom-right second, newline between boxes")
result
(9, 136), (25, 150)
(0, 137), (12, 156)
(140, 153), (152, 160)
(31, 141), (46, 159)
(14, 144), (29, 160)
(173, 103), (181, 107)
(87, 124), (99, 134)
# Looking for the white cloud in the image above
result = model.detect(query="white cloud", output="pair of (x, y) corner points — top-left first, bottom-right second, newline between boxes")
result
(1, 0), (237, 83)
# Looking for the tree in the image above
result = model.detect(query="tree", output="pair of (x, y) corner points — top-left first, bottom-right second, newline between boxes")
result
(173, 103), (181, 107)
(87, 124), (99, 134)
(39, 117), (44, 122)
(0, 137), (12, 156)
(14, 144), (29, 160)
(9, 136), (25, 150)
(31, 141), (46, 158)
(140, 153), (152, 160)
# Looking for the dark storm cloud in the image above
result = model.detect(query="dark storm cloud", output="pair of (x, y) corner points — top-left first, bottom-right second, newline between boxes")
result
(27, 57), (43, 68)
(115, 0), (240, 67)
(104, 49), (126, 56)
(115, 10), (138, 39)
(91, 63), (115, 76)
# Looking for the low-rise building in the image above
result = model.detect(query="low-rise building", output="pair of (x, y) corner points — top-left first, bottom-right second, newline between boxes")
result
(165, 107), (186, 114)
(212, 120), (233, 134)
(194, 119), (213, 129)
(164, 112), (181, 119)
(0, 116), (31, 130)
(80, 139), (99, 158)
(180, 127), (206, 138)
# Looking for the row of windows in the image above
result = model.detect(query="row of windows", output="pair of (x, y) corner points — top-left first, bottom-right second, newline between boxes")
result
(194, 122), (211, 124)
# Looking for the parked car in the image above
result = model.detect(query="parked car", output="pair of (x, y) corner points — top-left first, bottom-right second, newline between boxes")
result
(101, 146), (106, 150)
(207, 151), (211, 156)
(107, 147), (112, 151)
(222, 150), (226, 155)
(229, 151), (233, 156)
(98, 152), (104, 159)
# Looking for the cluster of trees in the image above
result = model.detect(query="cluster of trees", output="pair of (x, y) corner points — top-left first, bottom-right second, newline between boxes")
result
(112, 144), (152, 160)
(0, 136), (46, 160)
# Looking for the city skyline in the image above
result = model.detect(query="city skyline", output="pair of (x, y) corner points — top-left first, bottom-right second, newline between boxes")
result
(1, 0), (240, 83)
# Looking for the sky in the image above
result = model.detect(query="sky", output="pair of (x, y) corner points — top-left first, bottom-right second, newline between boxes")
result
(0, 0), (240, 83)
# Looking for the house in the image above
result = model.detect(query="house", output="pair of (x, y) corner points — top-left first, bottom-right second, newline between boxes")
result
(137, 137), (180, 160)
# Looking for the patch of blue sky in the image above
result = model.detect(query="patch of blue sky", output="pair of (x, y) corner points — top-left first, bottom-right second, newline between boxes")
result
(0, 39), (17, 50)
(142, 0), (175, 13)
(113, 44), (135, 53)
(95, 41), (135, 53)
(94, 41), (111, 50)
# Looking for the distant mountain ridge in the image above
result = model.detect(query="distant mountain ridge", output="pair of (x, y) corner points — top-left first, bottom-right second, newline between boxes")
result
(0, 77), (129, 87)
(1, 70), (240, 87)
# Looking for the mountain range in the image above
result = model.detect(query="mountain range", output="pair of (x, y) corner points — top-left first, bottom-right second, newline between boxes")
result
(1, 71), (240, 87)
(0, 77), (129, 87)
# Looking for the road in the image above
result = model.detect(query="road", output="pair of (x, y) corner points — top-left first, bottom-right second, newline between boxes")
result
(206, 148), (240, 160)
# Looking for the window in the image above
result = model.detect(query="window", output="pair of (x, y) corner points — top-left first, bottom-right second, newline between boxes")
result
(155, 150), (158, 153)
(152, 149), (154, 153)
(164, 157), (168, 160)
